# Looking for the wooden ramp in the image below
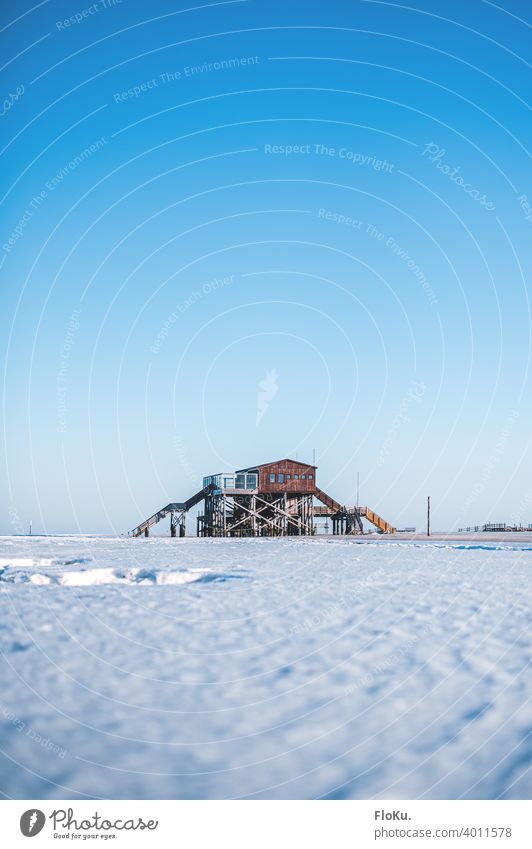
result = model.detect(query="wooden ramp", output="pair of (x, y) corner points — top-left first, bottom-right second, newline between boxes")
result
(314, 488), (395, 534)
(131, 485), (213, 537)
(358, 506), (396, 534)
(314, 487), (363, 534)
(314, 487), (343, 513)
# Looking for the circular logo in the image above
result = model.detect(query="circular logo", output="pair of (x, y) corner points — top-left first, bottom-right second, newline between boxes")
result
(20, 810), (46, 837)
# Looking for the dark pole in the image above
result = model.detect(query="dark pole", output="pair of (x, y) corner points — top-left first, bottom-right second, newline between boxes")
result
(427, 496), (431, 536)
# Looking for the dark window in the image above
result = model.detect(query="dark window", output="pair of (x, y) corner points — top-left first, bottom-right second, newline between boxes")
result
(302, 474), (306, 480)
(269, 473), (275, 483)
(294, 474), (299, 480)
(278, 473), (285, 483)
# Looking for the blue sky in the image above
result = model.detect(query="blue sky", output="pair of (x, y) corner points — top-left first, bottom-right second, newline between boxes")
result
(1, 0), (531, 533)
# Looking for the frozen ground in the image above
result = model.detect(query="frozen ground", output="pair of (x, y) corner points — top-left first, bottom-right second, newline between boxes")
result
(0, 535), (530, 800)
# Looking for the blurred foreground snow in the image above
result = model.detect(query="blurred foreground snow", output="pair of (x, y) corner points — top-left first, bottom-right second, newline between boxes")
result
(0, 535), (530, 799)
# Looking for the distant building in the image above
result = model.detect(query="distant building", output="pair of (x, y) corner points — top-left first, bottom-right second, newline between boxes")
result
(132, 458), (396, 538)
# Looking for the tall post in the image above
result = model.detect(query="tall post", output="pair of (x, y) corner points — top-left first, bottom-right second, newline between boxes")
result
(427, 496), (431, 537)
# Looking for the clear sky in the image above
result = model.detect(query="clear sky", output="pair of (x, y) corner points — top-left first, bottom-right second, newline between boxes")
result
(1, 0), (531, 534)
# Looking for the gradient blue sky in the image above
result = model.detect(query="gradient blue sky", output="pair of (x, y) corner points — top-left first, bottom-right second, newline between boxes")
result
(1, 0), (531, 533)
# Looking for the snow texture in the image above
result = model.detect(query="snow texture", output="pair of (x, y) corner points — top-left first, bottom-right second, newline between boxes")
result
(0, 535), (530, 800)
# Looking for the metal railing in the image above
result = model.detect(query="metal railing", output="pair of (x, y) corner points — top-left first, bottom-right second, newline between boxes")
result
(457, 523), (532, 533)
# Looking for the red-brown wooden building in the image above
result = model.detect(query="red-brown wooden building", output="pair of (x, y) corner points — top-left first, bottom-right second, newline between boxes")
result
(236, 459), (317, 494)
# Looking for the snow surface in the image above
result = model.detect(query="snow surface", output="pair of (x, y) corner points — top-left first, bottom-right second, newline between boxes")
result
(0, 535), (530, 800)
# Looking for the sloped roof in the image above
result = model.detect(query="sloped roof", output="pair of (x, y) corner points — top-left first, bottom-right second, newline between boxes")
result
(236, 458), (317, 472)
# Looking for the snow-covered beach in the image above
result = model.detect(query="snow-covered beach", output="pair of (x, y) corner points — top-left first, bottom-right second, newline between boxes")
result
(0, 535), (530, 800)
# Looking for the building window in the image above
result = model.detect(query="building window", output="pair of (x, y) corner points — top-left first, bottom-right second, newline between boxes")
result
(294, 474), (299, 480)
(302, 474), (306, 480)
(308, 474), (313, 480)
(278, 473), (285, 483)
(286, 474), (291, 480)
(269, 473), (275, 483)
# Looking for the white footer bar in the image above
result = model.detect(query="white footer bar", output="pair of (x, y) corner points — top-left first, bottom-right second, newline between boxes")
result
(1, 800), (530, 848)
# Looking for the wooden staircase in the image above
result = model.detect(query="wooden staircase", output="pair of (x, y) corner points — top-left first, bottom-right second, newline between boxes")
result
(131, 485), (214, 537)
(358, 506), (396, 534)
(314, 488), (396, 534)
